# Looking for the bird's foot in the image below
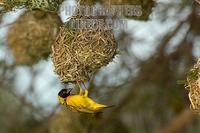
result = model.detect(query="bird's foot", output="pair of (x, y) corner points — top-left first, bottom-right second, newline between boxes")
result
(79, 88), (83, 95)
(77, 80), (88, 96)
(84, 89), (88, 97)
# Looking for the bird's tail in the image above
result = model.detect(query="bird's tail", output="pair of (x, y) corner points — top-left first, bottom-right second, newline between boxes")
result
(97, 105), (115, 110)
(104, 105), (115, 108)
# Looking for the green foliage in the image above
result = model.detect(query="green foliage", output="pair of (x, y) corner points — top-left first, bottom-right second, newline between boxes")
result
(27, 0), (63, 12)
(0, 0), (26, 10)
(187, 67), (199, 81)
(177, 80), (186, 85)
(1, 0), (64, 12)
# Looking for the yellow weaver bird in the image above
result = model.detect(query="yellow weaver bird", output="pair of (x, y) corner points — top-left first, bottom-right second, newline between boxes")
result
(58, 87), (112, 113)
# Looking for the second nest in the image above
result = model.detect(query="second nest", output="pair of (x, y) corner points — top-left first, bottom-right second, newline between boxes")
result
(52, 18), (117, 82)
(186, 58), (200, 112)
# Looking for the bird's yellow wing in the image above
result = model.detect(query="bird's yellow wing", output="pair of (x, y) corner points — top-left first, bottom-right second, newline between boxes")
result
(66, 95), (109, 113)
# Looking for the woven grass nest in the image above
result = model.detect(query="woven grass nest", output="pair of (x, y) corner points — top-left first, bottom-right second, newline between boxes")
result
(52, 16), (117, 82)
(7, 10), (62, 65)
(0, 0), (63, 11)
(186, 58), (200, 112)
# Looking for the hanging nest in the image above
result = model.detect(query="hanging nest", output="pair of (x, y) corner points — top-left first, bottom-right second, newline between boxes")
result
(52, 16), (117, 82)
(186, 58), (200, 112)
(7, 10), (62, 65)
(0, 0), (63, 11)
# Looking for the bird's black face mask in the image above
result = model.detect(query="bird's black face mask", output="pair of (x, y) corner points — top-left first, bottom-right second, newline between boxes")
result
(58, 88), (72, 98)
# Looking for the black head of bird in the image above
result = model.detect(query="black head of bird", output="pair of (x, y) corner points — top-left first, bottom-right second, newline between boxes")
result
(58, 88), (72, 105)
(58, 88), (72, 98)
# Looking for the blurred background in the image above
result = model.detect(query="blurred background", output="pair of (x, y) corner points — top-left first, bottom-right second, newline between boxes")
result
(0, 0), (200, 133)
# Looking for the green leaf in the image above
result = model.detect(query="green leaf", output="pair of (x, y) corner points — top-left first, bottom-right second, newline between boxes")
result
(187, 67), (199, 81)
(177, 80), (186, 85)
